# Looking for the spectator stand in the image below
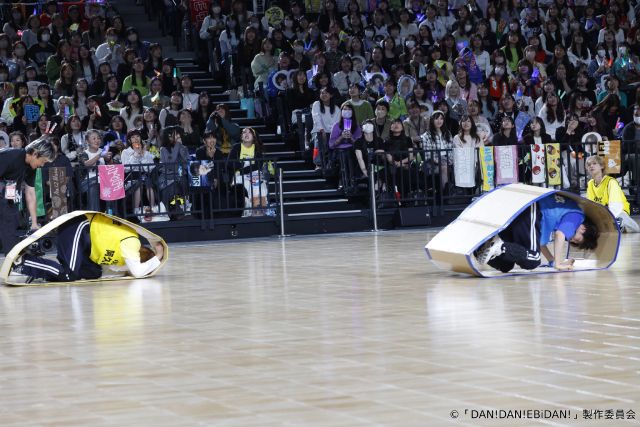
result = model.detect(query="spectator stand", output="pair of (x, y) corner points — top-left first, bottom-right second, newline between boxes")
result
(4, 0), (640, 243)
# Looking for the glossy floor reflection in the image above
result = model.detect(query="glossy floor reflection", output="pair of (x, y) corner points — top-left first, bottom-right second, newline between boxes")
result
(1, 230), (640, 426)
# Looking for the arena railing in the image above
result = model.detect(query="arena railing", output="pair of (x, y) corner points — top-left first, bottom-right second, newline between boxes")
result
(60, 158), (281, 228)
(362, 139), (640, 222)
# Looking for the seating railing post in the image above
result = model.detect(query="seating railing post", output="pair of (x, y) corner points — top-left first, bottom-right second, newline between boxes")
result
(278, 168), (286, 237)
(369, 162), (378, 232)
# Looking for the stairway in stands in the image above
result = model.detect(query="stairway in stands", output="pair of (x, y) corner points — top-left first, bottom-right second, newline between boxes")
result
(121, 3), (374, 235)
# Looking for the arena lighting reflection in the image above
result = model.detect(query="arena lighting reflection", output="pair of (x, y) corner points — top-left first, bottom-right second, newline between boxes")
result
(92, 280), (166, 348)
(424, 284), (508, 337)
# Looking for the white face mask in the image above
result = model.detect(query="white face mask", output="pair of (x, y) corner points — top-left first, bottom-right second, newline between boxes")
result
(598, 49), (606, 57)
(634, 116), (640, 125)
(342, 110), (353, 119)
(495, 67), (505, 76)
(375, 110), (386, 118)
(212, 6), (221, 14)
(405, 40), (415, 49)
(41, 34), (50, 42)
(362, 123), (374, 133)
(464, 24), (473, 32)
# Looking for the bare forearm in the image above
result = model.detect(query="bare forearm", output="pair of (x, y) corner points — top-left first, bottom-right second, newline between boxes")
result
(25, 185), (38, 228)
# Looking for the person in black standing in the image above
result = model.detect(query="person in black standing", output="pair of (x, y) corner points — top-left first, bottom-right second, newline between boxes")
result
(0, 136), (55, 254)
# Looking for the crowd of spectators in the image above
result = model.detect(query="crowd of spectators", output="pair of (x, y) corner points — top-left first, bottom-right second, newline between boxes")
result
(4, 0), (640, 225)
(0, 0), (274, 222)
(198, 0), (640, 196)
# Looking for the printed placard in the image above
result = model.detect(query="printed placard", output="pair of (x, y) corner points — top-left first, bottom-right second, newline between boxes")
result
(453, 147), (476, 188)
(494, 145), (519, 185)
(190, 0), (210, 29)
(49, 167), (68, 219)
(479, 146), (495, 191)
(530, 141), (546, 184)
(545, 143), (561, 186)
(98, 164), (125, 201)
(598, 139), (622, 174)
(188, 160), (214, 187)
(24, 104), (40, 123)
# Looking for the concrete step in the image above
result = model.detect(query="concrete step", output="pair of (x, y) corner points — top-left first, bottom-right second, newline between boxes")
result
(281, 189), (343, 199)
(286, 209), (364, 217)
(277, 159), (311, 171)
(282, 169), (322, 179)
(283, 198), (353, 214)
(269, 179), (332, 192)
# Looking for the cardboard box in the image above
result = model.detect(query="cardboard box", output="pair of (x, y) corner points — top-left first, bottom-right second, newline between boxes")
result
(425, 184), (620, 277)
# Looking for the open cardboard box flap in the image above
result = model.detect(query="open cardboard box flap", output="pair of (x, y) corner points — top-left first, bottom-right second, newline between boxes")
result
(425, 184), (620, 277)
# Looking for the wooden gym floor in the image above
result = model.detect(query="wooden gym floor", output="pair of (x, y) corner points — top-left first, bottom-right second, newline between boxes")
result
(1, 230), (639, 426)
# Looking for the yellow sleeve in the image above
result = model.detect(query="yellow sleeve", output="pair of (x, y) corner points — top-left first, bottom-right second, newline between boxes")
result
(586, 180), (596, 203)
(120, 237), (141, 261)
(607, 177), (630, 214)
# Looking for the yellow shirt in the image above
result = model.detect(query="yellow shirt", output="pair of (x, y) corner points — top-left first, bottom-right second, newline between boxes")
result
(239, 144), (256, 159)
(87, 214), (139, 266)
(586, 175), (630, 215)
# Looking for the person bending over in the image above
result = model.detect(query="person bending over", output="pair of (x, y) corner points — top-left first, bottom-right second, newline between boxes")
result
(475, 194), (599, 272)
(14, 213), (165, 282)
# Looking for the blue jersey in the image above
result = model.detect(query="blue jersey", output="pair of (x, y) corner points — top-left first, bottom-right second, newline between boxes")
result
(538, 194), (585, 245)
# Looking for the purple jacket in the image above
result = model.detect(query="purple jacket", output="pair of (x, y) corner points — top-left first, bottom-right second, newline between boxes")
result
(328, 122), (362, 150)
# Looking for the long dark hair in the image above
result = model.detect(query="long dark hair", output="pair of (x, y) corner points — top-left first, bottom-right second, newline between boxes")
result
(161, 125), (185, 151)
(458, 114), (479, 142)
(292, 70), (310, 93)
(543, 92), (565, 123)
(141, 107), (161, 140)
(241, 127), (262, 152)
(37, 83), (56, 114)
(525, 116), (547, 138)
(131, 58), (149, 87)
(124, 89), (143, 118)
(64, 114), (83, 151)
(338, 104), (358, 132)
(318, 87), (336, 114)
(71, 79), (88, 110)
(428, 110), (452, 141)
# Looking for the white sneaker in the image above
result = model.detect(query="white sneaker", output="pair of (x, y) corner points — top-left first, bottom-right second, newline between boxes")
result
(476, 236), (504, 264)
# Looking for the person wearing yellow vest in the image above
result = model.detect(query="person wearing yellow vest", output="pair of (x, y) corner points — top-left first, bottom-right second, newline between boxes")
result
(228, 127), (268, 216)
(14, 213), (165, 283)
(586, 155), (640, 233)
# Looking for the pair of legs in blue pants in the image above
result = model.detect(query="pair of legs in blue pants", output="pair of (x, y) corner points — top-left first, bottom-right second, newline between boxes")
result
(488, 203), (543, 273)
(19, 216), (102, 282)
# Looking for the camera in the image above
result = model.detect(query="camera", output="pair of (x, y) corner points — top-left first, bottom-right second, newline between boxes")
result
(25, 236), (56, 256)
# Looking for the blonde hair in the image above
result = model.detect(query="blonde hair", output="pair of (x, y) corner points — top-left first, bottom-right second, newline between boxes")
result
(586, 155), (605, 169)
(445, 79), (461, 100)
